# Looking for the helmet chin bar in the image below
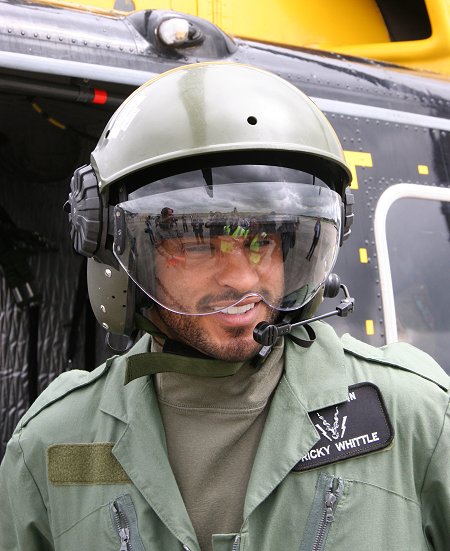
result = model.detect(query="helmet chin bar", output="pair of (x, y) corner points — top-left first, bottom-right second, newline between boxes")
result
(253, 277), (354, 347)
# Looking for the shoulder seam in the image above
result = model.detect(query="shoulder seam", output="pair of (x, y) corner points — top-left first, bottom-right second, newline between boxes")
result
(21, 359), (114, 429)
(343, 345), (449, 392)
(419, 399), (450, 503)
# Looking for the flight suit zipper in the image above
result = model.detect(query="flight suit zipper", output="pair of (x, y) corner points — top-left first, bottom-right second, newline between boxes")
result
(110, 494), (147, 551)
(232, 534), (241, 551)
(311, 477), (342, 551)
(112, 501), (133, 551)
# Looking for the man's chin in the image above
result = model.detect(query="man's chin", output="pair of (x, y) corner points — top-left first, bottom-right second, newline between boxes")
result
(206, 336), (262, 362)
(151, 305), (274, 362)
(174, 322), (261, 362)
(210, 326), (258, 360)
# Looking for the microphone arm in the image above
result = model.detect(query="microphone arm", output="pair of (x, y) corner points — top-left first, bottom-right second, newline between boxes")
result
(253, 283), (355, 347)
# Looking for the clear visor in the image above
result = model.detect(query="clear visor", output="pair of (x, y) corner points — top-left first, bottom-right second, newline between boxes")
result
(113, 165), (342, 315)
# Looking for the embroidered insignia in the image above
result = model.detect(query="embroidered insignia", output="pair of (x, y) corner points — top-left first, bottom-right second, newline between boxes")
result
(292, 383), (394, 472)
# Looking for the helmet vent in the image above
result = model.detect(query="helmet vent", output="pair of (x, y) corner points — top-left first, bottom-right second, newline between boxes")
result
(247, 116), (257, 125)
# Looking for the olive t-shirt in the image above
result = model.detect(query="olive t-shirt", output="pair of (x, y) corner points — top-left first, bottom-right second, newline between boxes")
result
(155, 339), (284, 551)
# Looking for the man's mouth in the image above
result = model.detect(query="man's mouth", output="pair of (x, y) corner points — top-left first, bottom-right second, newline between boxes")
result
(213, 302), (256, 315)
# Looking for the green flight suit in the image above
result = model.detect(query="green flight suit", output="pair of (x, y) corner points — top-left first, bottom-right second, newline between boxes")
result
(0, 321), (448, 551)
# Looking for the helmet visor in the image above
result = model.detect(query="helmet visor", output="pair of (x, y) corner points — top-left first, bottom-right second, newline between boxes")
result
(113, 165), (342, 315)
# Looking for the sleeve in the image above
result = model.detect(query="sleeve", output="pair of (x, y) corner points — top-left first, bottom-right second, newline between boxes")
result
(421, 398), (450, 551)
(0, 432), (54, 551)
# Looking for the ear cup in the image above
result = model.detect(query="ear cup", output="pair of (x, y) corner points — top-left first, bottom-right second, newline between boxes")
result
(67, 164), (102, 256)
(68, 166), (138, 336)
(87, 258), (135, 336)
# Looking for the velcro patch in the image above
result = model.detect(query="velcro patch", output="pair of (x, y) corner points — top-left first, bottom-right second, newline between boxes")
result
(48, 443), (131, 485)
(293, 383), (394, 472)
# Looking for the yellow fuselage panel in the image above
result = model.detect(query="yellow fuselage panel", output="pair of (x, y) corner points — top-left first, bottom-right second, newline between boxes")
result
(31, 0), (450, 76)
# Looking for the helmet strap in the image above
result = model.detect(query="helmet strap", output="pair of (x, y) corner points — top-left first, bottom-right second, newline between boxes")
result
(124, 352), (244, 384)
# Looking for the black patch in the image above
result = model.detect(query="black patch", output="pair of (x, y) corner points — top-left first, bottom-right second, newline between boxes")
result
(293, 383), (394, 472)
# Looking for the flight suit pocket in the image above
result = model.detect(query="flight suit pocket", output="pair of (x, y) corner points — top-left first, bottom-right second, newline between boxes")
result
(51, 490), (146, 551)
(297, 472), (428, 551)
(299, 473), (344, 551)
(52, 498), (121, 549)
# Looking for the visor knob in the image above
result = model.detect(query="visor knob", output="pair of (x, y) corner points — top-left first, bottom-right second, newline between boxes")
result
(323, 273), (341, 298)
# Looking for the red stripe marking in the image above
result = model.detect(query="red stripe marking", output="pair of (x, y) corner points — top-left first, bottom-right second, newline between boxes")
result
(92, 89), (108, 104)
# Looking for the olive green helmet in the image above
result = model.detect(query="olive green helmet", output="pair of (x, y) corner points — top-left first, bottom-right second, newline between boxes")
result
(67, 62), (352, 335)
(91, 62), (350, 190)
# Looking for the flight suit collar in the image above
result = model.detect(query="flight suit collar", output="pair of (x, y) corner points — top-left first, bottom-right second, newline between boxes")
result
(245, 321), (350, 518)
(284, 321), (349, 411)
(99, 334), (151, 423)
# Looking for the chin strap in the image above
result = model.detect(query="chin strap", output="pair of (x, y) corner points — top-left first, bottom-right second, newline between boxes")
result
(134, 312), (167, 340)
(287, 324), (316, 348)
(124, 353), (244, 384)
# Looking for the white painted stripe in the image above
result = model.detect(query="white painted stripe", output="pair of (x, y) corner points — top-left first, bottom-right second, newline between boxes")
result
(0, 51), (155, 86)
(313, 97), (450, 131)
(1, 51), (450, 131)
(374, 184), (450, 343)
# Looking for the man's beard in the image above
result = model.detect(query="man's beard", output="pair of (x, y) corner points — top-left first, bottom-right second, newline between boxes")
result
(153, 305), (279, 361)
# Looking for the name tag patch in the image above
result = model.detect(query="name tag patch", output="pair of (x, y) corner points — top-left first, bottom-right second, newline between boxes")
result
(48, 443), (131, 485)
(293, 383), (393, 472)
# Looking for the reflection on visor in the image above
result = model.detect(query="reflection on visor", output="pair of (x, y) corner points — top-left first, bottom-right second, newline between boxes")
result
(158, 232), (278, 267)
(113, 166), (342, 315)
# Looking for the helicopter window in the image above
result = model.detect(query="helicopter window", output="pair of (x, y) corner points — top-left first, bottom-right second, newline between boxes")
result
(374, 184), (450, 374)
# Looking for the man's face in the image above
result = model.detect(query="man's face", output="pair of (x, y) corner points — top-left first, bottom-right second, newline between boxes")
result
(149, 233), (284, 361)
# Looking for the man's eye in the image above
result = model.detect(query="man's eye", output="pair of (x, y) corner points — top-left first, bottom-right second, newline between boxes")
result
(253, 239), (271, 248)
(184, 244), (211, 256)
(248, 234), (273, 252)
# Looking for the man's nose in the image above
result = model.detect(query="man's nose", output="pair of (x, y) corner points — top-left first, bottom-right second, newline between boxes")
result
(214, 247), (260, 291)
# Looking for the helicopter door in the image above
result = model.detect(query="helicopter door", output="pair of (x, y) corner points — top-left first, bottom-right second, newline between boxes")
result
(375, 183), (450, 374)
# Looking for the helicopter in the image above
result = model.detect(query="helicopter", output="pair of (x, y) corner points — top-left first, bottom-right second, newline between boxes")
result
(0, 0), (449, 459)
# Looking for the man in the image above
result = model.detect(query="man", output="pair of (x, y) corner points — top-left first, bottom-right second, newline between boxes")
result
(190, 215), (205, 244)
(306, 218), (321, 261)
(0, 63), (448, 551)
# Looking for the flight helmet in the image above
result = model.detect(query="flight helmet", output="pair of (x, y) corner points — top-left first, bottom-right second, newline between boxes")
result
(67, 62), (353, 335)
